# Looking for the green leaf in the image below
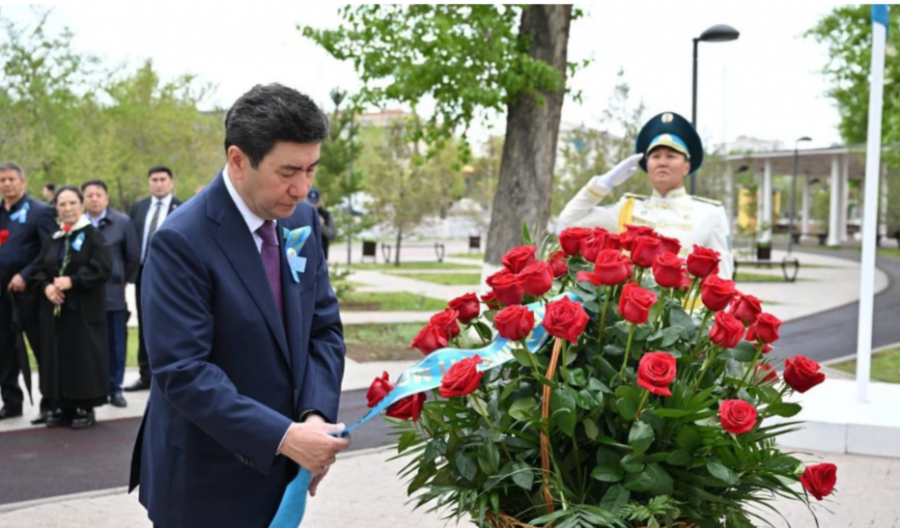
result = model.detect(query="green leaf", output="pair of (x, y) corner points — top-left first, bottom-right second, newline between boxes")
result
(651, 408), (693, 418)
(589, 378), (613, 393)
(660, 326), (682, 347)
(512, 348), (535, 368)
(617, 396), (639, 421)
(510, 461), (534, 490)
(599, 484), (630, 514)
(669, 306), (695, 335)
(620, 453), (645, 473)
(666, 449), (692, 466)
(582, 418), (599, 441)
(676, 426), (703, 450)
(509, 397), (537, 422)
(565, 368), (588, 387)
(645, 463), (675, 495)
(602, 344), (624, 357)
(707, 460), (739, 486)
(522, 223), (533, 245)
(624, 468), (654, 492)
(590, 464), (624, 482)
(576, 389), (604, 410)
(455, 452), (477, 482)
(767, 402), (802, 418)
(628, 421), (655, 456)
(634, 325), (653, 342)
(398, 431), (419, 453)
(615, 385), (640, 399)
(477, 442), (500, 475)
(728, 341), (759, 361)
(550, 389), (577, 437)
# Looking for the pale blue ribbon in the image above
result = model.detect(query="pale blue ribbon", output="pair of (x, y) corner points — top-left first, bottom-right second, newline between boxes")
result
(267, 292), (582, 528)
(72, 232), (85, 252)
(9, 201), (29, 224)
(283, 226), (311, 283)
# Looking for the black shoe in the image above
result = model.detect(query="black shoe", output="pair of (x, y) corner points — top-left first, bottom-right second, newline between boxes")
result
(46, 409), (72, 428)
(31, 410), (51, 425)
(70, 408), (95, 429)
(110, 393), (127, 408)
(0, 407), (23, 420)
(123, 378), (151, 392)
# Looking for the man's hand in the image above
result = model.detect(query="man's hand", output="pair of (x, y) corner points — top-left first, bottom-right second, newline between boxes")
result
(54, 276), (73, 292)
(7, 274), (26, 292)
(277, 416), (351, 477)
(589, 153), (644, 192)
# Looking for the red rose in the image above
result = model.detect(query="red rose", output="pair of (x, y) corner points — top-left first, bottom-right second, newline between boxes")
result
(448, 293), (480, 324)
(481, 291), (502, 311)
(61, 223), (73, 233)
(630, 235), (662, 268)
(678, 271), (693, 292)
(784, 355), (825, 393)
(559, 227), (591, 257)
(637, 352), (677, 397)
(366, 371), (394, 408)
(621, 224), (656, 251)
(548, 250), (568, 278)
(730, 293), (763, 326)
(756, 363), (778, 384)
(708, 311), (745, 349)
(605, 234), (622, 251)
(718, 399), (758, 435)
(519, 261), (554, 297)
(700, 275), (736, 312)
(657, 234), (681, 257)
(411, 324), (448, 355)
(487, 269), (525, 306)
(386, 392), (426, 421)
(494, 305), (535, 341)
(0, 229), (8, 245)
(542, 296), (590, 344)
(439, 356), (484, 397)
(800, 463), (838, 501)
(577, 249), (631, 286)
(687, 245), (721, 278)
(429, 308), (461, 339)
(652, 252), (685, 289)
(752, 313), (782, 344)
(618, 282), (657, 325)
(502, 245), (537, 274)
(580, 228), (611, 263)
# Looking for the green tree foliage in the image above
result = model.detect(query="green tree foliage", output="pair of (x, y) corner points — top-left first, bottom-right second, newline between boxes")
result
(0, 10), (221, 211)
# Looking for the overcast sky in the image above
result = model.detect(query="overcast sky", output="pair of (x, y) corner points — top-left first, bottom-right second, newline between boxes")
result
(4, 2), (845, 152)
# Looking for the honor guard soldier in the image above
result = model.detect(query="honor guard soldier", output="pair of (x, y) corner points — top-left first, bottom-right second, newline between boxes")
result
(558, 111), (733, 279)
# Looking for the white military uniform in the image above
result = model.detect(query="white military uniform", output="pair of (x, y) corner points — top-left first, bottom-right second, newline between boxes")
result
(558, 184), (734, 279)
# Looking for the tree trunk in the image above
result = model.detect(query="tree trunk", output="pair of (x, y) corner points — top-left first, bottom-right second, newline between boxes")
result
(484, 5), (572, 266)
(394, 226), (403, 267)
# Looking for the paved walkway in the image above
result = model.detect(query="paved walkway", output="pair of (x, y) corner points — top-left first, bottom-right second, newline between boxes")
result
(1, 447), (896, 527)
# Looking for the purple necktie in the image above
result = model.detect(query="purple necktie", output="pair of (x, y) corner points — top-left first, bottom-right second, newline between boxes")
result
(257, 220), (283, 321)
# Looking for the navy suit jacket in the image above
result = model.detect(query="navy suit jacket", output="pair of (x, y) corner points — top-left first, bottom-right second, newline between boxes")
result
(0, 194), (57, 289)
(129, 173), (345, 528)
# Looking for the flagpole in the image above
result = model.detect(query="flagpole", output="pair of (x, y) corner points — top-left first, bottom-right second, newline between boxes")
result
(856, 5), (889, 403)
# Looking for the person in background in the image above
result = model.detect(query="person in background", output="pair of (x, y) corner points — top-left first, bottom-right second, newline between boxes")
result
(124, 166), (182, 392)
(307, 188), (336, 260)
(42, 183), (56, 205)
(0, 162), (56, 423)
(32, 185), (112, 429)
(83, 179), (140, 408)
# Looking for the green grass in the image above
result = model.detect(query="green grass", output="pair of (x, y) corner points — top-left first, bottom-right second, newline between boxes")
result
(349, 261), (479, 271)
(830, 347), (900, 383)
(389, 272), (481, 286)
(344, 323), (424, 347)
(340, 291), (447, 311)
(450, 252), (484, 260)
(734, 272), (805, 283)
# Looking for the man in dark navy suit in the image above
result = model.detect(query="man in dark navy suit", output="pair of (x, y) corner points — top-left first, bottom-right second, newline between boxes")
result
(124, 166), (182, 392)
(0, 162), (57, 420)
(129, 84), (350, 528)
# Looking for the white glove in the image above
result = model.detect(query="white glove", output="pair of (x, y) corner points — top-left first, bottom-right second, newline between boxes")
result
(587, 153), (644, 192)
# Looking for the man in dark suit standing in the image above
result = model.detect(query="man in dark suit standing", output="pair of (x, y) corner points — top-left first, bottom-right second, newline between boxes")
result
(0, 162), (57, 421)
(124, 166), (182, 392)
(129, 84), (349, 528)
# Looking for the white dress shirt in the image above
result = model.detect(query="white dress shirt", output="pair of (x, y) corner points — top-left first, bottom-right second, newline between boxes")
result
(141, 193), (174, 261)
(223, 165), (265, 254)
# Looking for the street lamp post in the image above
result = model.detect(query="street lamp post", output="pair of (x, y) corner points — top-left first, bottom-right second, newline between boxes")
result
(690, 24), (740, 195)
(787, 136), (812, 255)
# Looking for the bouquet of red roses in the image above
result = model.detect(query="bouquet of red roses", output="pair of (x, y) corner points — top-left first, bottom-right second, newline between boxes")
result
(369, 224), (836, 528)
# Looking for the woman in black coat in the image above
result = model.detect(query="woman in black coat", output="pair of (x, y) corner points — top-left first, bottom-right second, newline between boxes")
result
(32, 186), (112, 429)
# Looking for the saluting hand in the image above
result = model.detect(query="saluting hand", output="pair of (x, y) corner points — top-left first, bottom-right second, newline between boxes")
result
(590, 153), (644, 191)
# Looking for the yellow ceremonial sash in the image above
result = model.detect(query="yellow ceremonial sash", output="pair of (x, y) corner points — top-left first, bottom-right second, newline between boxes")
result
(617, 197), (635, 233)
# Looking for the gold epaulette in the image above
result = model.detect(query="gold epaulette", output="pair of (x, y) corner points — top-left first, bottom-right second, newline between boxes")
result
(690, 195), (723, 207)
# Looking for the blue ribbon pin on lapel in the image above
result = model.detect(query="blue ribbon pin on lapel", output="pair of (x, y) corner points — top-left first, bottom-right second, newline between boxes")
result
(72, 232), (85, 252)
(283, 226), (311, 283)
(10, 201), (30, 224)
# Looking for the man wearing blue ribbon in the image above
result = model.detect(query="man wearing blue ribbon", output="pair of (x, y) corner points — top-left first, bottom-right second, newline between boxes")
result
(128, 84), (350, 528)
(0, 161), (57, 421)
